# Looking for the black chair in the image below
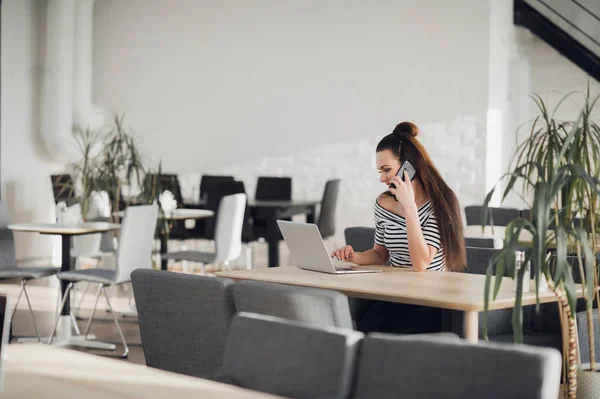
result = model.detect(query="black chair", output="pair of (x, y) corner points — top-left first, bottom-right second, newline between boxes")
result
(255, 177), (292, 201)
(199, 175), (235, 203)
(50, 174), (76, 205)
(344, 227), (375, 253)
(317, 179), (340, 240)
(131, 269), (236, 377)
(464, 205), (519, 226)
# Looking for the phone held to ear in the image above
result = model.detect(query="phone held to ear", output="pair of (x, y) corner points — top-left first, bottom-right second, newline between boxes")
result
(389, 160), (417, 190)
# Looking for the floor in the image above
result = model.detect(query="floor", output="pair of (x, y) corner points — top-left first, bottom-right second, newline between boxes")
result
(5, 278), (145, 366)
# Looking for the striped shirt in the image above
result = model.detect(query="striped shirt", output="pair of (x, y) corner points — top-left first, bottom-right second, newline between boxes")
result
(374, 198), (445, 271)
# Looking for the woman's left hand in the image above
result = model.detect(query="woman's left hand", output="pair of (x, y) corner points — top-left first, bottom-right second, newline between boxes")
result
(389, 171), (416, 210)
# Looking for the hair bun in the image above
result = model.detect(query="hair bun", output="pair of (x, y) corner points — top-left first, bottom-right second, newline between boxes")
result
(392, 122), (419, 138)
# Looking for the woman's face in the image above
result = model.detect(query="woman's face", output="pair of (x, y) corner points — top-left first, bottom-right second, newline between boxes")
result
(376, 150), (401, 186)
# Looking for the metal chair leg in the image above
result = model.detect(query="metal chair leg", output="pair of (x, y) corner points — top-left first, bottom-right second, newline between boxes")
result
(9, 280), (25, 328)
(102, 286), (129, 358)
(74, 281), (91, 317)
(70, 311), (81, 335)
(83, 284), (103, 339)
(48, 282), (74, 345)
(21, 280), (41, 343)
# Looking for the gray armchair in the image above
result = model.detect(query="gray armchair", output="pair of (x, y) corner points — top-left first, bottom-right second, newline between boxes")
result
(131, 269), (236, 377)
(211, 312), (363, 399)
(232, 280), (354, 329)
(351, 334), (561, 399)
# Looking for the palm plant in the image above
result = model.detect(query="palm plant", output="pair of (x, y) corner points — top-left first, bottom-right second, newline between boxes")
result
(482, 89), (600, 398)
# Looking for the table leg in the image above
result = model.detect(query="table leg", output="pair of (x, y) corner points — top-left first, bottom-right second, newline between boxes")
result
(267, 215), (279, 268)
(306, 205), (316, 224)
(60, 235), (72, 315)
(464, 311), (479, 343)
(160, 232), (168, 271)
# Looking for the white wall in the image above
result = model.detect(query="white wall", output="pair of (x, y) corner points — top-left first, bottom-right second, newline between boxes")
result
(2, 0), (598, 263)
(1, 0), (65, 260)
(92, 0), (491, 253)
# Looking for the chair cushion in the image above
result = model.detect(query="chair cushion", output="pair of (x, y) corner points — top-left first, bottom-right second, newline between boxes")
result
(162, 251), (216, 263)
(0, 266), (58, 279)
(57, 268), (116, 284)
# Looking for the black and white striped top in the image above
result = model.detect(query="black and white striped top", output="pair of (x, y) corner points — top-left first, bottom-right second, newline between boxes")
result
(374, 198), (445, 271)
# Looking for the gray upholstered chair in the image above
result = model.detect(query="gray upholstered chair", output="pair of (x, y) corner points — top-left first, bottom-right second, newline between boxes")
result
(49, 204), (158, 357)
(0, 201), (59, 342)
(351, 334), (561, 399)
(343, 227), (375, 252)
(131, 269), (236, 377)
(212, 312), (362, 399)
(232, 280), (354, 329)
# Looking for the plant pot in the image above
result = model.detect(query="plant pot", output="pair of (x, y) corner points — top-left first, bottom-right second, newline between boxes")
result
(576, 364), (600, 399)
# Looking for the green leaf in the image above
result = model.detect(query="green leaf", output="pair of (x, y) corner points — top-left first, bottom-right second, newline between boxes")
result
(553, 226), (569, 285)
(576, 228), (596, 310)
(512, 262), (525, 344)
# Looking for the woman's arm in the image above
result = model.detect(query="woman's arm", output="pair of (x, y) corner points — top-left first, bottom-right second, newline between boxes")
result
(404, 203), (438, 272)
(352, 244), (389, 265)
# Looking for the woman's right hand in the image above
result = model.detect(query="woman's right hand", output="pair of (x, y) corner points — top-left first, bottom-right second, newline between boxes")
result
(331, 245), (355, 262)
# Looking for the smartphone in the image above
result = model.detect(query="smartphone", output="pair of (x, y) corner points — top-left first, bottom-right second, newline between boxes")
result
(389, 160), (417, 189)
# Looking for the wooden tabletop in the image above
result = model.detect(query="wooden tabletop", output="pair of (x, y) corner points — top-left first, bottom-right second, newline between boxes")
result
(117, 208), (214, 220)
(248, 200), (320, 208)
(2, 345), (284, 399)
(216, 266), (583, 312)
(8, 222), (121, 236)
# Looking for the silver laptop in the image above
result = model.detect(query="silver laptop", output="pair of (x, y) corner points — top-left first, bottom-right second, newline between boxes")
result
(277, 220), (382, 274)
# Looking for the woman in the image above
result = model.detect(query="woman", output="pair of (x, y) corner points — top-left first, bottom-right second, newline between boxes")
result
(332, 121), (466, 333)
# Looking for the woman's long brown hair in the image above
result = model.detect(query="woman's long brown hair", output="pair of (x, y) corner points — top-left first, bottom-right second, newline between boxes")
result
(376, 122), (466, 271)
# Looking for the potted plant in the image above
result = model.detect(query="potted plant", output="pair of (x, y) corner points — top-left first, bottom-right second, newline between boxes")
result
(69, 113), (172, 265)
(482, 89), (600, 398)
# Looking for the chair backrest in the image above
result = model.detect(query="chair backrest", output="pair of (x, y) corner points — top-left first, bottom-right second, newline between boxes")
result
(352, 334), (561, 399)
(50, 174), (75, 204)
(344, 227), (375, 252)
(232, 281), (354, 329)
(464, 237), (503, 249)
(0, 202), (16, 269)
(204, 181), (251, 240)
(131, 269), (236, 377)
(214, 193), (247, 264)
(317, 179), (340, 239)
(199, 175), (235, 201)
(255, 176), (292, 201)
(464, 205), (519, 226)
(114, 205), (159, 284)
(220, 312), (362, 399)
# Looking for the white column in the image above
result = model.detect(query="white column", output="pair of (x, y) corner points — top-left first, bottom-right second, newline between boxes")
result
(40, 0), (78, 161)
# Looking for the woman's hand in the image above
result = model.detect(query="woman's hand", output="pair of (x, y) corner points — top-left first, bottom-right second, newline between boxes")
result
(331, 245), (355, 262)
(389, 170), (416, 210)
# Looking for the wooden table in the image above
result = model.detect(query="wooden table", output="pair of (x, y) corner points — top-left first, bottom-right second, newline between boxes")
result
(1, 344), (283, 398)
(216, 266), (583, 343)
(249, 200), (320, 268)
(8, 222), (120, 348)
